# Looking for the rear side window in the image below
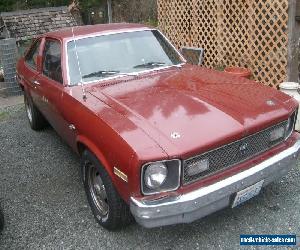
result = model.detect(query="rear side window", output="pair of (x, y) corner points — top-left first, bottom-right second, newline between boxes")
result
(43, 39), (63, 84)
(25, 39), (41, 70)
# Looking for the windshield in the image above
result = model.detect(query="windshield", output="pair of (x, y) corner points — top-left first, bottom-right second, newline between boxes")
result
(67, 30), (183, 85)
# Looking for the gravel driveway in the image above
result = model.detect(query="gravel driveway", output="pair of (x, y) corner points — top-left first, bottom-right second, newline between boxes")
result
(0, 106), (299, 250)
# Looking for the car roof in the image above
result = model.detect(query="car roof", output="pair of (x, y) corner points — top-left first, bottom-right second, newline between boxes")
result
(44, 23), (151, 40)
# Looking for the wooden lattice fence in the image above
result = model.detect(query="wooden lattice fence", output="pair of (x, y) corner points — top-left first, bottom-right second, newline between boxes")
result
(158, 0), (289, 87)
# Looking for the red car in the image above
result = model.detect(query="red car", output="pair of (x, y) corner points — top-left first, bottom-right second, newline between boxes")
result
(16, 23), (300, 230)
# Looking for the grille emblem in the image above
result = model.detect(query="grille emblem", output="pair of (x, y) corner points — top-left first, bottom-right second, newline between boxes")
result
(239, 142), (249, 155)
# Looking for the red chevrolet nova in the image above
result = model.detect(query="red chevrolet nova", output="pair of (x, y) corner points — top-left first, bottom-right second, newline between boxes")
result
(16, 23), (300, 230)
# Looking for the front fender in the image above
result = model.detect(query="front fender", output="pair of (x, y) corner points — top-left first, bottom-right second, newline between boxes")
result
(76, 134), (113, 177)
(76, 134), (133, 202)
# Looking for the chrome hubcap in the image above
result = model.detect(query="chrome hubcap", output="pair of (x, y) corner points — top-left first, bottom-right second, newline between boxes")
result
(25, 97), (33, 123)
(88, 164), (109, 218)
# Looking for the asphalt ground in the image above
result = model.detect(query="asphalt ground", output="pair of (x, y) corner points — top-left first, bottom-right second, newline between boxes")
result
(0, 105), (299, 250)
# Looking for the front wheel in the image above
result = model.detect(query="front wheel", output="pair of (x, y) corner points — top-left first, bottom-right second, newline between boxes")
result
(81, 150), (133, 231)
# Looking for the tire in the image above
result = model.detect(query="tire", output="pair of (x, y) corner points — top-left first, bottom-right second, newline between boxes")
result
(24, 92), (47, 130)
(81, 150), (133, 231)
(0, 206), (4, 233)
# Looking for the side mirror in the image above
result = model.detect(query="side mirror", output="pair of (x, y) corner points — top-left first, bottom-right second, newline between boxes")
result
(181, 47), (205, 66)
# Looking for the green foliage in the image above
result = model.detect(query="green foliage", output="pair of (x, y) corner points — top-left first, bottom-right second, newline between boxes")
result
(145, 19), (158, 27)
(0, 0), (70, 12)
(0, 111), (9, 122)
(0, 0), (21, 12)
(0, 0), (105, 12)
(26, 0), (71, 8)
(214, 64), (226, 72)
(79, 0), (104, 10)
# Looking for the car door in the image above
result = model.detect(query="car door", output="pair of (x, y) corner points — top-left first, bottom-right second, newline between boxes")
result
(22, 39), (43, 105)
(35, 38), (77, 148)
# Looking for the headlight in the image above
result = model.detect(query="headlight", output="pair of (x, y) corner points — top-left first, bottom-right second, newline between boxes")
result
(144, 163), (168, 189)
(141, 159), (181, 195)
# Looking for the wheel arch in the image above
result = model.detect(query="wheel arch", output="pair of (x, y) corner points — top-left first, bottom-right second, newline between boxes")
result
(76, 135), (113, 178)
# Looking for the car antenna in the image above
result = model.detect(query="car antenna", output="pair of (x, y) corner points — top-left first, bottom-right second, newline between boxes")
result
(71, 26), (87, 101)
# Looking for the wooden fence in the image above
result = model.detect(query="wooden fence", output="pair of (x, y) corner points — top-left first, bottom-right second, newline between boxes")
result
(158, 0), (289, 87)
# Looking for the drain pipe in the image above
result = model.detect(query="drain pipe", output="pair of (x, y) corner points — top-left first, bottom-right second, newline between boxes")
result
(279, 82), (300, 131)
(107, 0), (112, 23)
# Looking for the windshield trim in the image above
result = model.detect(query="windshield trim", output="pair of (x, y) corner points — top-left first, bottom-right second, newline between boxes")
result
(65, 28), (186, 86)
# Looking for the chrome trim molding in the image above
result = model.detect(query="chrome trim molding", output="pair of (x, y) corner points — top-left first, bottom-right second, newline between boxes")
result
(130, 136), (300, 228)
(285, 111), (297, 140)
(141, 159), (181, 196)
(182, 119), (289, 185)
(114, 167), (128, 182)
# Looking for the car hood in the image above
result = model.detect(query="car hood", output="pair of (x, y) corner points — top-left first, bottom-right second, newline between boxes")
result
(87, 65), (295, 158)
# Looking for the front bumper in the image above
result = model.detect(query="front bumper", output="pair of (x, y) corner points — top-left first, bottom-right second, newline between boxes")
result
(130, 137), (300, 228)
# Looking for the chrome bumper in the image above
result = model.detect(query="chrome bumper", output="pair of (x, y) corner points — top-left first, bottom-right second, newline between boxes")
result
(130, 138), (300, 228)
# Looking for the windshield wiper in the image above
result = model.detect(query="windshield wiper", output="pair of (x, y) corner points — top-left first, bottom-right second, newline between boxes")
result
(133, 61), (166, 69)
(82, 70), (120, 79)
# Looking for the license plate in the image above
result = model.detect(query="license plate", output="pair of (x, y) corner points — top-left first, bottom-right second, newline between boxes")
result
(232, 180), (264, 208)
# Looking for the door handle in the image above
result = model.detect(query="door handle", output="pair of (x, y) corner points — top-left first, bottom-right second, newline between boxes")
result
(68, 124), (76, 131)
(33, 80), (41, 86)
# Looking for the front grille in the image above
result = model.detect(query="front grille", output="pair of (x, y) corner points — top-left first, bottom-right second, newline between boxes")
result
(183, 120), (288, 185)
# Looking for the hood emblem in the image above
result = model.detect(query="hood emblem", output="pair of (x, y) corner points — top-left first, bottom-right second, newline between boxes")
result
(239, 142), (249, 155)
(266, 100), (276, 106)
(171, 132), (181, 139)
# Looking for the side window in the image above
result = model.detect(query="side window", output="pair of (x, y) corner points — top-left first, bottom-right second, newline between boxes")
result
(25, 39), (41, 70)
(42, 39), (63, 84)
